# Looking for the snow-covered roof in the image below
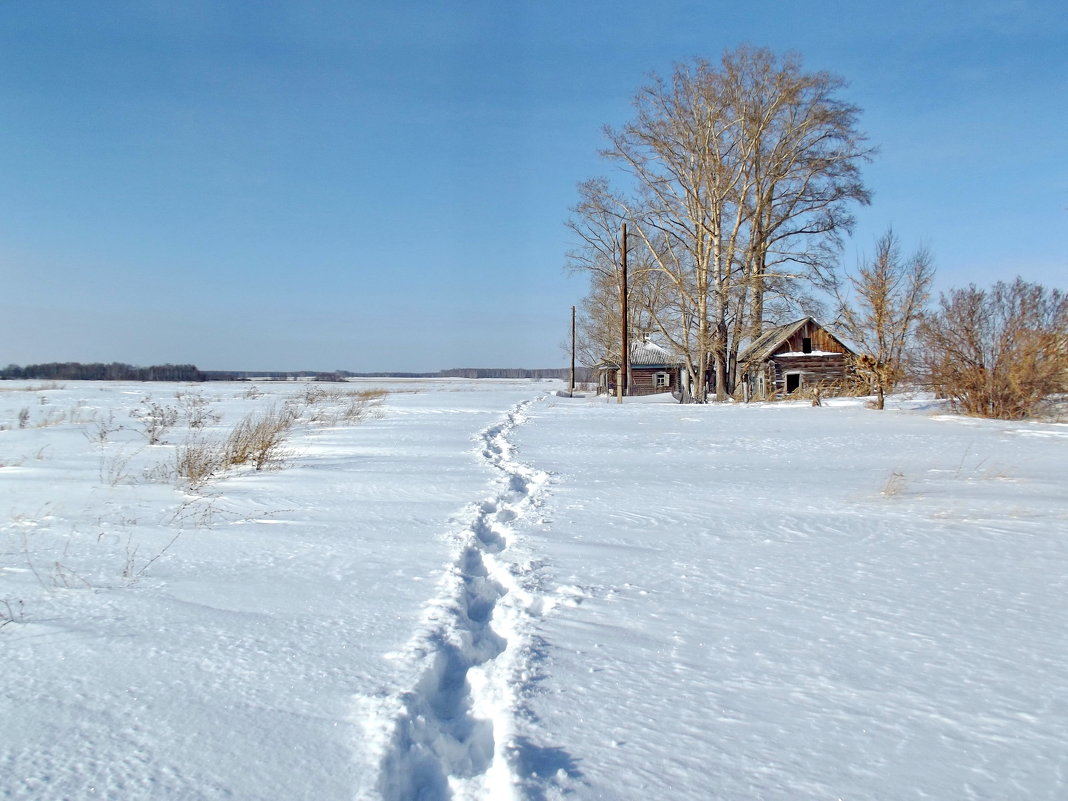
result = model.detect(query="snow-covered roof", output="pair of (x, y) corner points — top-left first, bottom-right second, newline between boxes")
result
(629, 339), (683, 367)
(598, 338), (684, 369)
(739, 317), (853, 364)
(775, 350), (845, 358)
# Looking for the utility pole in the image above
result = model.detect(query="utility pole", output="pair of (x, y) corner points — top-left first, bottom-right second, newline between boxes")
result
(618, 222), (629, 404)
(569, 305), (576, 396)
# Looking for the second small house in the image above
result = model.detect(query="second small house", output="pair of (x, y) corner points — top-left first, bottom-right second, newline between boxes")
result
(599, 335), (683, 396)
(739, 317), (854, 400)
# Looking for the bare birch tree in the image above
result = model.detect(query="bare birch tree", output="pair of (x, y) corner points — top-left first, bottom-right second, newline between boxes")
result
(603, 61), (747, 401)
(726, 47), (872, 368)
(834, 229), (934, 409)
(565, 179), (668, 377)
(591, 47), (871, 401)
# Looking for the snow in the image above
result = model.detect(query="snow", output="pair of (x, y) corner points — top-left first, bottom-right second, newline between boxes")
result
(774, 350), (842, 357)
(2, 380), (1067, 800)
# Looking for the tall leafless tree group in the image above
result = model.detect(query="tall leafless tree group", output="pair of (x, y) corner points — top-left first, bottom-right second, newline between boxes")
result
(567, 46), (874, 401)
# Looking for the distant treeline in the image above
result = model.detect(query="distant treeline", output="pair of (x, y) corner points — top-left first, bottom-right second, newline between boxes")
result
(1, 363), (593, 383)
(2, 362), (205, 381)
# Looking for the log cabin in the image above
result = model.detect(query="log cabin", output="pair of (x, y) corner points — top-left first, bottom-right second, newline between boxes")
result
(598, 336), (683, 396)
(739, 317), (855, 400)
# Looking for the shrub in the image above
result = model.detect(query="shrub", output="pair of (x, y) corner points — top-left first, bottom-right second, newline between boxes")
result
(130, 398), (179, 444)
(918, 278), (1068, 419)
(302, 387), (388, 425)
(176, 392), (221, 429)
(300, 384), (329, 405)
(224, 406), (294, 471)
(334, 388), (388, 424)
(175, 437), (222, 487)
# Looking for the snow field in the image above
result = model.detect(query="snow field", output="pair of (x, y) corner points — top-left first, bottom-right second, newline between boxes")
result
(2, 380), (1067, 800)
(510, 394), (1068, 800)
(0, 380), (543, 800)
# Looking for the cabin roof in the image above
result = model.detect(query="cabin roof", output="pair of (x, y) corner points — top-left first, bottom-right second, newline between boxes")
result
(630, 339), (684, 366)
(600, 338), (684, 369)
(739, 317), (854, 364)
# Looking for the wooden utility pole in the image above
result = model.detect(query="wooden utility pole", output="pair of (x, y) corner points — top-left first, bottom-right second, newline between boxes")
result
(569, 305), (576, 396)
(618, 223), (629, 403)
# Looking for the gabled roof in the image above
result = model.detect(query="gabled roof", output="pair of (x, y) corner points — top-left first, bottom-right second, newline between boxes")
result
(630, 339), (683, 367)
(600, 338), (684, 369)
(739, 317), (853, 364)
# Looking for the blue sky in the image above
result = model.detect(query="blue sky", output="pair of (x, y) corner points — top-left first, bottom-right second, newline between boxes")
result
(2, 0), (1065, 372)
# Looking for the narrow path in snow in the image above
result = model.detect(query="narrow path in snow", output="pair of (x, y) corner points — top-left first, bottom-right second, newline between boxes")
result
(371, 398), (551, 801)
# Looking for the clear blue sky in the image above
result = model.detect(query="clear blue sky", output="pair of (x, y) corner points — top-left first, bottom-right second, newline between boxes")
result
(2, 0), (1065, 371)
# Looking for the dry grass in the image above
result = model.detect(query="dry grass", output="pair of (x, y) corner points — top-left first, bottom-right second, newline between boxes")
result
(881, 471), (907, 497)
(175, 392), (221, 429)
(175, 438), (222, 487)
(174, 406), (294, 486)
(86, 410), (122, 446)
(99, 448), (137, 486)
(0, 599), (24, 631)
(332, 389), (387, 424)
(172, 387), (388, 487)
(35, 408), (70, 428)
(224, 406), (295, 471)
(299, 386), (388, 425)
(130, 398), (179, 445)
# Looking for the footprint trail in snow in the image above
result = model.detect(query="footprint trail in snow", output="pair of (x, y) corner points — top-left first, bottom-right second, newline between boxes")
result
(369, 398), (552, 801)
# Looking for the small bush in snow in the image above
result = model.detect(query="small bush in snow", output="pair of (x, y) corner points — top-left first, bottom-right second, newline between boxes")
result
(87, 410), (122, 446)
(130, 398), (179, 445)
(175, 437), (223, 487)
(224, 406), (294, 471)
(300, 385), (329, 406)
(306, 388), (388, 425)
(338, 389), (387, 423)
(176, 392), (221, 430)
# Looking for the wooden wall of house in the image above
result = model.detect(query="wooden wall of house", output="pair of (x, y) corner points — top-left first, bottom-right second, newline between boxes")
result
(745, 354), (852, 399)
(771, 320), (849, 356)
(597, 367), (676, 396)
(630, 367), (675, 396)
(770, 354), (851, 386)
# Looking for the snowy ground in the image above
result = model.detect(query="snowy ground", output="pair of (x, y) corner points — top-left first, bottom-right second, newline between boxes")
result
(1, 379), (1066, 800)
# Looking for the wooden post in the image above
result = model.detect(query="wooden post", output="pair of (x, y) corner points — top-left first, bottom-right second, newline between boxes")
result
(619, 223), (628, 403)
(569, 305), (576, 396)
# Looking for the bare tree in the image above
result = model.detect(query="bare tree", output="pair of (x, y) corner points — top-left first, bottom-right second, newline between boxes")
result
(728, 47), (873, 369)
(565, 180), (669, 379)
(603, 60), (745, 401)
(834, 229), (934, 408)
(565, 179), (626, 370)
(918, 278), (1068, 419)
(595, 47), (872, 401)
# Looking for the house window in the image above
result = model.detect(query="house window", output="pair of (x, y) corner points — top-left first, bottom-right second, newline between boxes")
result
(654, 371), (670, 388)
(802, 337), (812, 354)
(786, 373), (801, 393)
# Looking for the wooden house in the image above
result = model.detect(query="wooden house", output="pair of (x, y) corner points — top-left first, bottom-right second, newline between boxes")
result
(739, 317), (854, 400)
(598, 336), (683, 396)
